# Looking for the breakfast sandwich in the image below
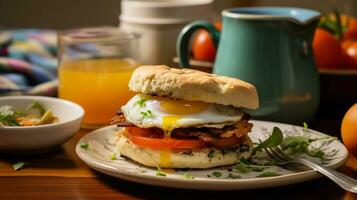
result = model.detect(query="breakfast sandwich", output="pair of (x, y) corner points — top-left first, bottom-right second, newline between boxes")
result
(111, 65), (259, 169)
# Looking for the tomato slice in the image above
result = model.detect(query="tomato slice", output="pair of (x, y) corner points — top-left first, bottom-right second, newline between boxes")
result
(125, 127), (207, 150)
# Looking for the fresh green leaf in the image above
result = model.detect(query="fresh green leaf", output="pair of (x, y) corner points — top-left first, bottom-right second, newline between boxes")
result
(182, 173), (195, 180)
(239, 158), (272, 168)
(253, 127), (283, 153)
(308, 147), (325, 159)
(269, 159), (278, 166)
(212, 171), (222, 178)
(234, 161), (265, 173)
(135, 99), (147, 108)
(0, 105), (14, 116)
(0, 105), (20, 126)
(282, 136), (310, 152)
(239, 158), (251, 165)
(251, 167), (265, 172)
(257, 171), (279, 177)
(13, 162), (26, 171)
(26, 101), (46, 116)
(80, 143), (89, 150)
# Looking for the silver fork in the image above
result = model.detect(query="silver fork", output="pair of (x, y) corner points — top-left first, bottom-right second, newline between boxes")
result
(265, 146), (357, 193)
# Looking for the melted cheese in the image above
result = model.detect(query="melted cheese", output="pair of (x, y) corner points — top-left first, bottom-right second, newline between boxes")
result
(159, 150), (171, 168)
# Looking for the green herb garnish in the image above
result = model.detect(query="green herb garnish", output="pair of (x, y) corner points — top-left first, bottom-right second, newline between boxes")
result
(156, 169), (166, 177)
(282, 136), (310, 154)
(207, 149), (215, 158)
(141, 110), (153, 118)
(234, 160), (266, 173)
(239, 158), (251, 165)
(26, 101), (46, 116)
(0, 101), (56, 127)
(281, 135), (337, 161)
(13, 162), (26, 171)
(253, 127), (283, 154)
(182, 151), (193, 156)
(303, 122), (308, 129)
(0, 105), (20, 126)
(135, 99), (147, 108)
(212, 171), (222, 178)
(234, 164), (251, 173)
(227, 173), (241, 179)
(110, 153), (117, 160)
(257, 171), (279, 177)
(80, 143), (89, 150)
(182, 173), (195, 180)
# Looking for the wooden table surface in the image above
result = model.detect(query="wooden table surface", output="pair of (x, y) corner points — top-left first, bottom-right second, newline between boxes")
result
(0, 118), (356, 200)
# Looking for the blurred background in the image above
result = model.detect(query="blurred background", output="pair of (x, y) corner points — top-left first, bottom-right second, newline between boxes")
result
(0, 0), (356, 29)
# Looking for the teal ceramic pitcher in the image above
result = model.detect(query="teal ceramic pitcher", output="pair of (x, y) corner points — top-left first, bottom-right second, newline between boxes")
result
(177, 7), (321, 124)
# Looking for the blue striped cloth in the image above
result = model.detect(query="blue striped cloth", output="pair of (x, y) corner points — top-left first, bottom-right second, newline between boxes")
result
(0, 29), (58, 96)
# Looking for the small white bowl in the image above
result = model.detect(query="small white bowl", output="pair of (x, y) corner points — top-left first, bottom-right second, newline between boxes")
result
(0, 96), (84, 154)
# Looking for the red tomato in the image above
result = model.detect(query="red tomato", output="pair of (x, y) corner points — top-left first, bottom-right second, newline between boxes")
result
(125, 127), (207, 150)
(313, 28), (344, 69)
(125, 127), (243, 150)
(342, 39), (357, 69)
(192, 22), (222, 62)
(341, 15), (357, 41)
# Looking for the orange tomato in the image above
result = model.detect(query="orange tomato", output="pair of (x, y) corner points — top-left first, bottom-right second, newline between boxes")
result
(192, 22), (222, 62)
(342, 39), (357, 69)
(125, 126), (243, 150)
(313, 28), (344, 69)
(341, 103), (357, 156)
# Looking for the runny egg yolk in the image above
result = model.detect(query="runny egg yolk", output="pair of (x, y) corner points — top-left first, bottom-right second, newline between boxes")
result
(155, 98), (208, 167)
(160, 150), (171, 168)
(162, 116), (182, 134)
(158, 98), (209, 137)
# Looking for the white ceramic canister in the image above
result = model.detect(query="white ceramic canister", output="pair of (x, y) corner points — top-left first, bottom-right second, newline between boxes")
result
(120, 0), (213, 66)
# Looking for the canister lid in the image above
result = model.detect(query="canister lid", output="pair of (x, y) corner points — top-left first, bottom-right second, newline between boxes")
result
(120, 0), (213, 24)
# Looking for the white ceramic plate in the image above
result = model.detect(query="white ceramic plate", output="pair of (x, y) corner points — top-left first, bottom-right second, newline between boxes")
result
(76, 120), (348, 190)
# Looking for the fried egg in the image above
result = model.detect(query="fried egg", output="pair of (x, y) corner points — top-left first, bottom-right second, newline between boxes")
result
(121, 94), (244, 131)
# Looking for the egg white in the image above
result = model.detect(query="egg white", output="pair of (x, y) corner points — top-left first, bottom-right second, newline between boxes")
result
(121, 94), (244, 129)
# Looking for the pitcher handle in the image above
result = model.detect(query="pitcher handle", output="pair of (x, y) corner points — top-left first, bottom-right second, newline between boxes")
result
(177, 21), (220, 68)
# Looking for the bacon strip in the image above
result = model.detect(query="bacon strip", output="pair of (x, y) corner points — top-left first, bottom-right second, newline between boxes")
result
(111, 112), (252, 140)
(110, 114), (135, 127)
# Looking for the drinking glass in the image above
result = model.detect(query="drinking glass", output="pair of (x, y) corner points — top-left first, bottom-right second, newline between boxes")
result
(58, 27), (140, 129)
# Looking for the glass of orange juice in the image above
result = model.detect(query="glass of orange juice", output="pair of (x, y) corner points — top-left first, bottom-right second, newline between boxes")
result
(58, 27), (140, 129)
